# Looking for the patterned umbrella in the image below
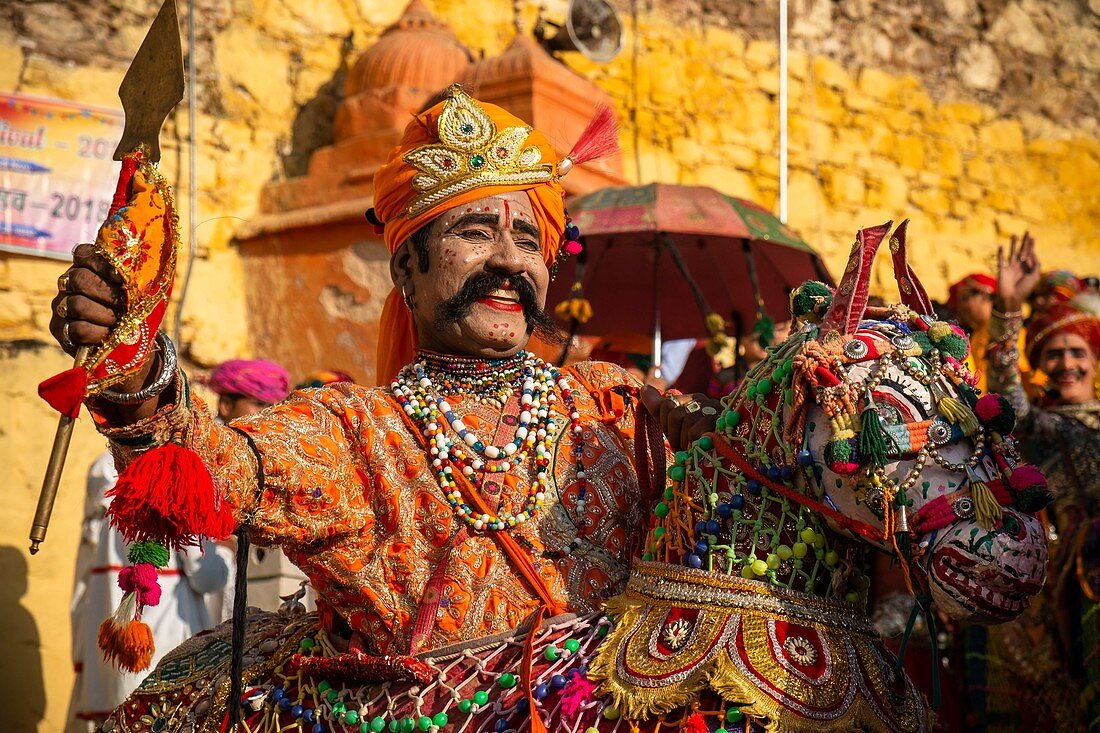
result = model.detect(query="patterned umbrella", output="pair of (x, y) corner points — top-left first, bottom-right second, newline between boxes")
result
(550, 183), (832, 349)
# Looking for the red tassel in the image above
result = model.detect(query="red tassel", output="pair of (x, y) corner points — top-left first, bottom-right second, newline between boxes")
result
(566, 104), (619, 167)
(106, 442), (235, 548)
(683, 712), (708, 733)
(37, 366), (88, 418)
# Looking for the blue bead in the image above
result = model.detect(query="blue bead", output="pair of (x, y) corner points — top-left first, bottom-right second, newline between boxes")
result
(535, 683), (550, 699)
(705, 519), (721, 535)
(694, 520), (707, 536)
(495, 720), (510, 732)
(796, 449), (814, 466)
(746, 480), (762, 495)
(716, 502), (733, 518)
(515, 699), (530, 715)
(767, 466), (782, 481)
(730, 494), (745, 509)
(279, 698), (293, 711)
(694, 540), (709, 554)
(312, 723), (323, 733)
(303, 709), (315, 722)
(292, 705), (304, 718)
(781, 465), (794, 481)
(685, 552), (703, 569)
(273, 687), (285, 701)
(551, 674), (567, 689)
(577, 665), (588, 675)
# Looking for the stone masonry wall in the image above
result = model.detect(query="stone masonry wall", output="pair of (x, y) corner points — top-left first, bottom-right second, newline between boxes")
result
(0, 0), (1097, 730)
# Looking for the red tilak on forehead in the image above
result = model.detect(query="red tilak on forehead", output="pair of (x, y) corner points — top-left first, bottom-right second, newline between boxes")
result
(503, 200), (510, 224)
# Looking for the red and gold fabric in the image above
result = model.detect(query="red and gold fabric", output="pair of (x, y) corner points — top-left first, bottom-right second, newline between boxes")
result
(589, 562), (930, 733)
(39, 148), (177, 417)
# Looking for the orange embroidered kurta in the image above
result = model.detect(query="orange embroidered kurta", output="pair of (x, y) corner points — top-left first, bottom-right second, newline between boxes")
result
(104, 360), (651, 655)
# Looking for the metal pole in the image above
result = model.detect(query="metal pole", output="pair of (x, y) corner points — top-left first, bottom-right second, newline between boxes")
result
(651, 244), (662, 379)
(29, 346), (90, 553)
(778, 0), (789, 224)
(630, 0), (642, 184)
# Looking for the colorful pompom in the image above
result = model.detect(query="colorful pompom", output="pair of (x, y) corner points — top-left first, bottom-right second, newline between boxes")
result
(683, 712), (708, 733)
(789, 281), (833, 323)
(928, 321), (969, 360)
(118, 563), (163, 607)
(560, 675), (596, 718)
(824, 437), (861, 475)
(1007, 464), (1052, 512)
(974, 393), (1016, 435)
(106, 442), (235, 548)
(127, 540), (170, 568)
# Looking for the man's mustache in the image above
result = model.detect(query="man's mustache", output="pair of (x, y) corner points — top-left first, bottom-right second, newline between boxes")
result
(434, 270), (563, 344)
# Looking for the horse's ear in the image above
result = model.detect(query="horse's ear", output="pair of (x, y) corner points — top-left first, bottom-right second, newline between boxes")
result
(888, 219), (934, 316)
(820, 221), (892, 335)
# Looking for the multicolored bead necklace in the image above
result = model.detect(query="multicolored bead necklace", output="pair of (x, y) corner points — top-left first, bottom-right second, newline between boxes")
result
(412, 350), (530, 409)
(391, 350), (589, 535)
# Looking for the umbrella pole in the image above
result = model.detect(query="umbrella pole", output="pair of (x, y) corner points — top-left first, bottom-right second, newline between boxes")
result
(652, 244), (662, 381)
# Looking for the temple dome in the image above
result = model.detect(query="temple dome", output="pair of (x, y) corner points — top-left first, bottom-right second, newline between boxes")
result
(344, 0), (473, 98)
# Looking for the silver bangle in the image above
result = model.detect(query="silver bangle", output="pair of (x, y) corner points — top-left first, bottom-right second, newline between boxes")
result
(99, 331), (178, 404)
(992, 308), (1023, 319)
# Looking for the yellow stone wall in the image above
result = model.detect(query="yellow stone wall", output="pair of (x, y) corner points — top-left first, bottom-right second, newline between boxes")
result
(1, 0), (1097, 730)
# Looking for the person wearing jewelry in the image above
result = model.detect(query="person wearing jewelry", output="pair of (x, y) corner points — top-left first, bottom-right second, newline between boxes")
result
(49, 87), (720, 730)
(970, 232), (1100, 731)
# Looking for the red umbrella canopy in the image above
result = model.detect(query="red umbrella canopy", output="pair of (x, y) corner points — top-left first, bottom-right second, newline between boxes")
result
(550, 183), (833, 342)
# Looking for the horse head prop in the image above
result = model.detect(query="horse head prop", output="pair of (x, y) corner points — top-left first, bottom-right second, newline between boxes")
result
(590, 221), (1051, 732)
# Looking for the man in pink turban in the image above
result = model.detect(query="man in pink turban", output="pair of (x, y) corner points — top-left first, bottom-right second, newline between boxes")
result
(206, 358), (291, 420)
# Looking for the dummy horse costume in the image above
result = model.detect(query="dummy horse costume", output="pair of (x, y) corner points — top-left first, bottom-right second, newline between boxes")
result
(103, 223), (1051, 733)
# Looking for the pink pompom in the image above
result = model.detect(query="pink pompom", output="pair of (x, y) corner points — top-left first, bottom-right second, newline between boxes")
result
(118, 563), (163, 608)
(560, 675), (596, 717)
(829, 460), (861, 475)
(563, 240), (583, 256)
(141, 581), (162, 608)
(975, 394), (1003, 421)
(1008, 464), (1047, 492)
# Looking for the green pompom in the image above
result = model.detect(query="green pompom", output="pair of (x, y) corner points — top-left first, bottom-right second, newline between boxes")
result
(753, 315), (775, 349)
(789, 281), (833, 321)
(127, 540), (170, 568)
(933, 332), (969, 361)
(910, 331), (934, 354)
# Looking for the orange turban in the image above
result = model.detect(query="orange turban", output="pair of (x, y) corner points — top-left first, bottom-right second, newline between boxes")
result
(371, 86), (568, 383)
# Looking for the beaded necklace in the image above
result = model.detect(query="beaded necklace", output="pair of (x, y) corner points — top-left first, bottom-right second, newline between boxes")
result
(391, 351), (590, 539)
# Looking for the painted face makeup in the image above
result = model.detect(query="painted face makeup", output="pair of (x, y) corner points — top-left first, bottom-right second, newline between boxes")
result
(405, 191), (555, 359)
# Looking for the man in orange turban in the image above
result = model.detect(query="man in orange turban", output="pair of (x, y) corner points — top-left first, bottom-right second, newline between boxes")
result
(370, 86), (572, 383)
(50, 85), (726, 731)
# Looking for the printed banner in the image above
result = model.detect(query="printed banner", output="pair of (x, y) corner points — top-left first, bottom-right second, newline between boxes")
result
(0, 92), (124, 260)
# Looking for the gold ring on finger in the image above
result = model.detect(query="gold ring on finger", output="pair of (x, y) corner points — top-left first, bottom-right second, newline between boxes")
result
(701, 406), (717, 416)
(57, 271), (72, 292)
(55, 297), (69, 319)
(683, 400), (702, 414)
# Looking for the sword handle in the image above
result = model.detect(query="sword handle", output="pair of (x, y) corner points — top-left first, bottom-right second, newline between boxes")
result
(29, 346), (91, 554)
